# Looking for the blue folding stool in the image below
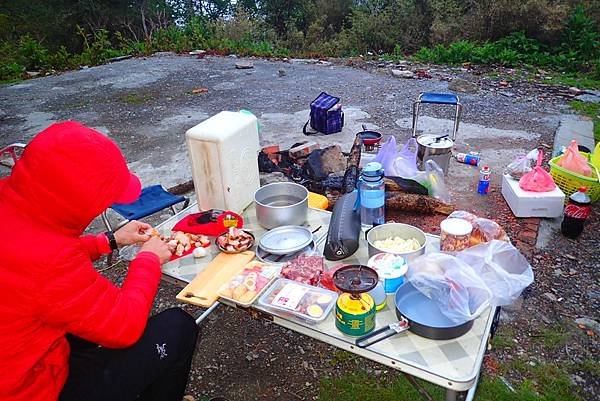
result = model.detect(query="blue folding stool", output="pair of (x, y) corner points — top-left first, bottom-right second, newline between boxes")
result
(412, 92), (462, 140)
(101, 184), (189, 231)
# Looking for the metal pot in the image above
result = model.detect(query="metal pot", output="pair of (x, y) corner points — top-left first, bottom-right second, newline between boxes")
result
(366, 223), (426, 262)
(254, 182), (308, 229)
(415, 134), (454, 175)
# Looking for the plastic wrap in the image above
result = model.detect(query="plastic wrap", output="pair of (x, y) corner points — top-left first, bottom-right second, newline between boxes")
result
(504, 149), (538, 180)
(456, 240), (534, 306)
(447, 211), (509, 246)
(407, 253), (492, 324)
(425, 159), (450, 203)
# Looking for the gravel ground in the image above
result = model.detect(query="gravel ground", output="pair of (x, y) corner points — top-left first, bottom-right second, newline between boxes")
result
(1, 53), (597, 400)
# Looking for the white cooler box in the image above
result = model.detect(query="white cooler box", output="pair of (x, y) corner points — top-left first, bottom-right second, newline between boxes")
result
(186, 111), (260, 213)
(501, 174), (565, 218)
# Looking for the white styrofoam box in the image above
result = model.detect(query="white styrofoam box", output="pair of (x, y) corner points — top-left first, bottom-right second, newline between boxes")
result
(186, 111), (260, 213)
(501, 174), (565, 218)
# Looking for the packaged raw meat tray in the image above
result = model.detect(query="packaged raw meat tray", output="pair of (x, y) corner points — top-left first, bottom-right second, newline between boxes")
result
(218, 261), (280, 306)
(258, 278), (337, 324)
(280, 255), (324, 285)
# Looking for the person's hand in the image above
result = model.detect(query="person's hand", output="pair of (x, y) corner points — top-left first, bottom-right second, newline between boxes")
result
(139, 237), (173, 264)
(114, 220), (153, 247)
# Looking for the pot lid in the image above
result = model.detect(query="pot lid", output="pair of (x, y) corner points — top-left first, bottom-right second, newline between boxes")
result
(258, 225), (313, 255)
(417, 134), (454, 149)
(333, 265), (379, 294)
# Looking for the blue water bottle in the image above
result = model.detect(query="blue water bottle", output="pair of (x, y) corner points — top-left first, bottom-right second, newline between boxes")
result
(359, 162), (385, 229)
(477, 165), (491, 194)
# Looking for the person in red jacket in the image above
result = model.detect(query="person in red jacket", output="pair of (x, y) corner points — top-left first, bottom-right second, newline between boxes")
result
(0, 121), (199, 401)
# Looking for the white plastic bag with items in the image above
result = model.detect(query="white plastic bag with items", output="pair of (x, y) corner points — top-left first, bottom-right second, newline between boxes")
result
(425, 159), (451, 203)
(455, 240), (534, 306)
(374, 137), (429, 186)
(504, 149), (539, 180)
(406, 253), (493, 324)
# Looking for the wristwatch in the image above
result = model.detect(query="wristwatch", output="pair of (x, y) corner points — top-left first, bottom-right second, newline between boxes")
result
(104, 231), (118, 251)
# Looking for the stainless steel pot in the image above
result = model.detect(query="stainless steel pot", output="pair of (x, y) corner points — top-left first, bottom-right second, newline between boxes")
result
(366, 223), (427, 262)
(254, 182), (308, 229)
(415, 134), (454, 175)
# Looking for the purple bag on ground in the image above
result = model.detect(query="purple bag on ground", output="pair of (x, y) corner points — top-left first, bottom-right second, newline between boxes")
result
(303, 92), (344, 135)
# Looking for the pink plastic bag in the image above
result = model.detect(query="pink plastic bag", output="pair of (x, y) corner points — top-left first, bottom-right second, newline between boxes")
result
(557, 140), (592, 177)
(519, 150), (556, 192)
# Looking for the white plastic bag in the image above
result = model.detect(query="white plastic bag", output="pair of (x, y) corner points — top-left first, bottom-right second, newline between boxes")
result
(504, 149), (539, 180)
(407, 253), (492, 324)
(373, 136), (399, 175)
(425, 159), (451, 203)
(391, 138), (420, 178)
(455, 240), (534, 306)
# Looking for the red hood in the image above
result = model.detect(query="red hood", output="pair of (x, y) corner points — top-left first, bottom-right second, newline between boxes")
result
(0, 121), (136, 235)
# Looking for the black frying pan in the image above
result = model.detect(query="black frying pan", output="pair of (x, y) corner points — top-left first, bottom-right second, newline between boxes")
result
(356, 282), (473, 348)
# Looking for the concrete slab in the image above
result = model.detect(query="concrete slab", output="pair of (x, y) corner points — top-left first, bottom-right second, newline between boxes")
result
(553, 114), (595, 156)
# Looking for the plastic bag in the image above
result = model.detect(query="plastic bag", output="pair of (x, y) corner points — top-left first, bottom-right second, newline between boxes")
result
(407, 253), (492, 324)
(447, 210), (510, 246)
(425, 159), (450, 203)
(392, 138), (420, 178)
(557, 140), (592, 177)
(519, 150), (556, 192)
(504, 149), (538, 180)
(455, 240), (534, 306)
(373, 136), (398, 175)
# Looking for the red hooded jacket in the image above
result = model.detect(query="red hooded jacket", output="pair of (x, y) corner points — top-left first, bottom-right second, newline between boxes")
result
(0, 122), (162, 401)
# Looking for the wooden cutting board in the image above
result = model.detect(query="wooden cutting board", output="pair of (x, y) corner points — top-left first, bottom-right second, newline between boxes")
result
(176, 251), (255, 307)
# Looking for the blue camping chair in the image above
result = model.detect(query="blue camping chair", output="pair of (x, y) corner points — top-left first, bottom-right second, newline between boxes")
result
(101, 184), (190, 231)
(412, 93), (462, 140)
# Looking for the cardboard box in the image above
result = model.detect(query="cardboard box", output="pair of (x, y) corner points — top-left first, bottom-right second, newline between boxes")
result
(501, 174), (565, 218)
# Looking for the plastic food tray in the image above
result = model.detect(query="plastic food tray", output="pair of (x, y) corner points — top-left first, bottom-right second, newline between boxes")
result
(218, 262), (280, 307)
(258, 278), (338, 324)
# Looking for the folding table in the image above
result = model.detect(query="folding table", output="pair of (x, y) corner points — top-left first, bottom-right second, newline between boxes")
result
(131, 203), (497, 401)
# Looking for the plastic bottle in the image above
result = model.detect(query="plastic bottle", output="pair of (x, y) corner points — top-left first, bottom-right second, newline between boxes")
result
(477, 165), (491, 194)
(359, 162), (385, 229)
(561, 187), (592, 239)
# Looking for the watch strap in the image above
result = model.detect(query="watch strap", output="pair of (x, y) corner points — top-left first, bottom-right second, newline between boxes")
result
(105, 231), (118, 251)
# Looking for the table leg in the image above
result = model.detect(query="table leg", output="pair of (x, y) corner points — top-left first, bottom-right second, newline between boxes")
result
(195, 301), (221, 325)
(445, 389), (458, 401)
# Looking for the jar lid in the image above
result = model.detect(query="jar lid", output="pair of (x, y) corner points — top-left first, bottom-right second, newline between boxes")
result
(417, 134), (454, 149)
(440, 218), (473, 236)
(367, 253), (408, 279)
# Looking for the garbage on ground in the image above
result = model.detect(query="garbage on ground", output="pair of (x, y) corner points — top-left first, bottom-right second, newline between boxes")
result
(518, 150), (556, 192)
(454, 152), (481, 166)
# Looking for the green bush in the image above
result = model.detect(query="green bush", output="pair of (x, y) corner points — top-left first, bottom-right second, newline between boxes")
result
(18, 36), (48, 70)
(0, 61), (23, 81)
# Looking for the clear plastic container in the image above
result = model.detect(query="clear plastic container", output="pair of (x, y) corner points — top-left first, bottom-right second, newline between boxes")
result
(440, 218), (473, 252)
(218, 261), (280, 306)
(258, 278), (338, 323)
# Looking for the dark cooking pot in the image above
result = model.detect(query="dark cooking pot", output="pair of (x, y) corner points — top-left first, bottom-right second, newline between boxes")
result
(356, 281), (473, 348)
(358, 125), (382, 146)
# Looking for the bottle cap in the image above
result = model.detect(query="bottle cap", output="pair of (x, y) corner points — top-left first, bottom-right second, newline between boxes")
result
(362, 162), (384, 178)
(579, 187), (587, 193)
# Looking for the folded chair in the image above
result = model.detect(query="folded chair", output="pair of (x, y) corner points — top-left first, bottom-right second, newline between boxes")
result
(0, 143), (26, 169)
(101, 184), (190, 231)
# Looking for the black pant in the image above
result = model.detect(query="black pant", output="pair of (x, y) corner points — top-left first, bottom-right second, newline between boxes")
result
(59, 308), (199, 401)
